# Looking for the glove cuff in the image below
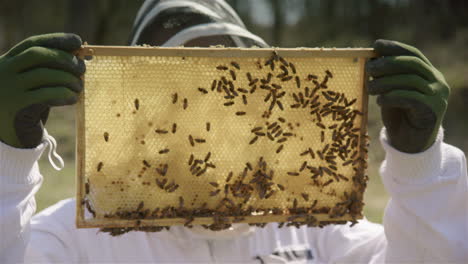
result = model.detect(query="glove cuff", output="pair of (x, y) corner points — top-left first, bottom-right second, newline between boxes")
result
(380, 126), (444, 185)
(0, 140), (46, 184)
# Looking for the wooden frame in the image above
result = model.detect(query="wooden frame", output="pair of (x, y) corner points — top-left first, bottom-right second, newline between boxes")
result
(76, 45), (375, 229)
(77, 45), (376, 58)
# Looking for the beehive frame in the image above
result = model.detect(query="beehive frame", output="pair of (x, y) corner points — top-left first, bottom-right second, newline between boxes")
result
(76, 46), (374, 232)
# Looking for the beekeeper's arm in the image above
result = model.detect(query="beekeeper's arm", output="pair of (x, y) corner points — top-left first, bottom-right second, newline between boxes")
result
(369, 40), (467, 262)
(313, 40), (467, 263)
(0, 33), (84, 263)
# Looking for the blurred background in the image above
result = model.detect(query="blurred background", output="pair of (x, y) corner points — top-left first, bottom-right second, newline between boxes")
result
(1, 0), (466, 223)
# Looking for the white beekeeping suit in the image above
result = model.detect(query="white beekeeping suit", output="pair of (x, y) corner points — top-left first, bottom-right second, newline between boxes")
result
(1, 0), (467, 263)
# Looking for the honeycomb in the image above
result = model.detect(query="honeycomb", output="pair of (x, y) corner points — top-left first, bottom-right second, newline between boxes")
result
(76, 46), (371, 235)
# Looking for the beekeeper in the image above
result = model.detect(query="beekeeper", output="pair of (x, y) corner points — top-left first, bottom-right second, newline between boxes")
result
(1, 0), (466, 263)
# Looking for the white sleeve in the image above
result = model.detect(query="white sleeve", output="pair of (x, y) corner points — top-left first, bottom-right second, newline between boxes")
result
(0, 141), (85, 263)
(0, 141), (44, 264)
(380, 128), (468, 263)
(308, 218), (387, 263)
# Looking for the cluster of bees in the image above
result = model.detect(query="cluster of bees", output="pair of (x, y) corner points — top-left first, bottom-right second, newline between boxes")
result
(87, 51), (368, 236)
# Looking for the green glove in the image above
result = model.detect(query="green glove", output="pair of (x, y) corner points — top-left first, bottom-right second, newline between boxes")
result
(366, 39), (450, 153)
(0, 33), (85, 148)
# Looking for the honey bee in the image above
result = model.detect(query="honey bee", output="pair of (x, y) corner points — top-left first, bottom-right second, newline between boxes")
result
(179, 197), (184, 208)
(265, 191), (275, 199)
(155, 129), (168, 134)
(275, 144), (284, 154)
(249, 136), (259, 145)
(322, 179), (333, 187)
(337, 174), (349, 181)
(316, 123), (326, 129)
(229, 70), (236, 80)
(230, 61), (240, 70)
(342, 160), (353, 166)
(97, 162), (103, 172)
(317, 150), (324, 160)
(266, 73), (272, 83)
(276, 137), (287, 143)
(221, 76), (228, 84)
(249, 85), (257, 93)
(272, 54), (285, 65)
(293, 198), (298, 209)
(134, 99), (140, 110)
(299, 149), (309, 156)
(198, 87), (208, 94)
(210, 189), (221, 196)
(226, 172), (233, 183)
(156, 178), (167, 189)
(142, 160), (151, 168)
(276, 100), (284, 110)
(345, 98), (357, 107)
(307, 74), (318, 81)
(249, 78), (258, 86)
(246, 72), (253, 82)
(299, 161), (307, 171)
(242, 94), (247, 105)
(295, 76), (301, 88)
(159, 149), (170, 154)
(204, 152), (211, 162)
(194, 138), (206, 143)
(211, 80), (217, 91)
(280, 65), (288, 75)
(289, 62), (296, 74)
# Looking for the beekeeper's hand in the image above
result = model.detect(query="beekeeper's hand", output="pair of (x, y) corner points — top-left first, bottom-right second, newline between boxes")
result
(367, 39), (450, 153)
(0, 33), (85, 148)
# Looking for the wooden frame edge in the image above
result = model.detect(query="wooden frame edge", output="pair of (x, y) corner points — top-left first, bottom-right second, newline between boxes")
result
(75, 49), (370, 229)
(77, 45), (377, 58)
(75, 213), (360, 229)
(75, 91), (86, 226)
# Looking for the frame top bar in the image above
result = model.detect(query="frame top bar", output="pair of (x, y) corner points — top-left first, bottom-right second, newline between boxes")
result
(77, 45), (377, 58)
